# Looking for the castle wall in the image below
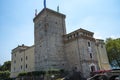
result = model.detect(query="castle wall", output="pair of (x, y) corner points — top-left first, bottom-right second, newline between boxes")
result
(34, 8), (66, 71)
(64, 29), (99, 77)
(10, 45), (34, 78)
(96, 39), (111, 70)
(10, 8), (110, 78)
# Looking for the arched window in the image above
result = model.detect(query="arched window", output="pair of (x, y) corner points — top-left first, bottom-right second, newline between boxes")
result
(21, 65), (22, 70)
(88, 42), (91, 47)
(89, 63), (97, 72)
(90, 53), (92, 59)
(26, 64), (27, 69)
(91, 66), (95, 72)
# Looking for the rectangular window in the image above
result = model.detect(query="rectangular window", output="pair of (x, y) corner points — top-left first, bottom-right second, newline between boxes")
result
(21, 65), (22, 69)
(21, 58), (22, 62)
(26, 64), (27, 69)
(88, 42), (91, 47)
(26, 56), (28, 60)
(90, 53), (92, 59)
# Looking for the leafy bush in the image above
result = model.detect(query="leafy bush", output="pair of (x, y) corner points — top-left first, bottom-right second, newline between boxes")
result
(18, 72), (27, 77)
(18, 71), (46, 77)
(0, 71), (10, 79)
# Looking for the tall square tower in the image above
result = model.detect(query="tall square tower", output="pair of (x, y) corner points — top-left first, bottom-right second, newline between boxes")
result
(33, 8), (66, 71)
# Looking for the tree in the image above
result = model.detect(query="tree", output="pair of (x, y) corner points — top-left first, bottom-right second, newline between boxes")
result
(0, 61), (11, 79)
(0, 71), (10, 79)
(0, 61), (11, 71)
(106, 38), (120, 67)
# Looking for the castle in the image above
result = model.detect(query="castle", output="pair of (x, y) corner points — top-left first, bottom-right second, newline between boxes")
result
(11, 8), (110, 78)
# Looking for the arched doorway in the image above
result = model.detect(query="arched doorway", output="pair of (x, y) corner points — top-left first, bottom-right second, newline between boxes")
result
(91, 65), (95, 72)
(89, 63), (97, 72)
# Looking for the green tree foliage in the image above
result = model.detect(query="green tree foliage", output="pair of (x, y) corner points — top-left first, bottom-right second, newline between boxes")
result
(106, 38), (120, 67)
(0, 71), (10, 79)
(0, 61), (11, 79)
(0, 61), (11, 71)
(18, 71), (46, 77)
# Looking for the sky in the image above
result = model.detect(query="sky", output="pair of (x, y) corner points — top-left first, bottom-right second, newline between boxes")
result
(0, 0), (120, 65)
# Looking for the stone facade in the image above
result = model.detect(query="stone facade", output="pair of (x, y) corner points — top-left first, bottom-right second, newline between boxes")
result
(64, 29), (99, 77)
(33, 8), (66, 71)
(11, 44), (34, 77)
(96, 39), (111, 70)
(10, 8), (110, 78)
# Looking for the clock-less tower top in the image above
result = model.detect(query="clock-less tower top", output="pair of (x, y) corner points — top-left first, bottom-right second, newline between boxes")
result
(33, 8), (66, 71)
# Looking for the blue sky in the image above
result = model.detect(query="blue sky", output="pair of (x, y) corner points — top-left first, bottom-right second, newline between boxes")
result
(0, 0), (120, 65)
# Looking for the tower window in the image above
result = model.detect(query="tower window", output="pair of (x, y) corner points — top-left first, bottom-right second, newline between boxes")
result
(26, 56), (28, 60)
(88, 42), (91, 47)
(26, 64), (27, 69)
(21, 58), (22, 62)
(91, 66), (95, 72)
(21, 65), (22, 69)
(90, 53), (92, 59)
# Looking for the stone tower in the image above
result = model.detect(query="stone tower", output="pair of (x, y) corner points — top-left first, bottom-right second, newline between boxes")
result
(96, 39), (111, 70)
(33, 8), (66, 71)
(64, 28), (99, 77)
